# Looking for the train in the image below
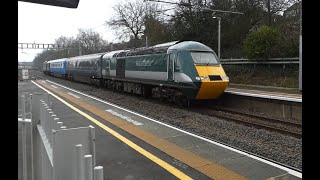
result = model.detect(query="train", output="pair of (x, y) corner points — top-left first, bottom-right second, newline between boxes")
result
(42, 40), (229, 106)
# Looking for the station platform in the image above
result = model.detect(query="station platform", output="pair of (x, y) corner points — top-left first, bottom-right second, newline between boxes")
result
(18, 80), (302, 180)
(226, 83), (302, 102)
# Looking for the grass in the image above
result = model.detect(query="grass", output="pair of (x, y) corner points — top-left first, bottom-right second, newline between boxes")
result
(223, 65), (299, 89)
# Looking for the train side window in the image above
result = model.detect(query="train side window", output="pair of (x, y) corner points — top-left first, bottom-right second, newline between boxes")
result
(174, 53), (182, 72)
(106, 60), (110, 69)
(97, 59), (101, 67)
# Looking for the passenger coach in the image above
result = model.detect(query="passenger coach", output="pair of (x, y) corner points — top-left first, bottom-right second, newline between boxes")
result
(48, 58), (67, 78)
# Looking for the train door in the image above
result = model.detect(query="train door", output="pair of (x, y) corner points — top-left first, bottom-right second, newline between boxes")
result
(167, 52), (176, 81)
(105, 59), (110, 76)
(96, 58), (102, 78)
(116, 58), (125, 79)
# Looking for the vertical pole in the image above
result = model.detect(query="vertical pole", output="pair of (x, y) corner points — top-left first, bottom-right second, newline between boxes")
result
(218, 17), (221, 60)
(79, 42), (82, 56)
(57, 122), (63, 129)
(146, 36), (148, 47)
(52, 130), (56, 180)
(84, 155), (93, 180)
(75, 144), (84, 180)
(53, 118), (60, 130)
(94, 166), (103, 180)
(89, 126), (96, 167)
(21, 95), (28, 180)
(30, 94), (34, 180)
(299, 1), (302, 91)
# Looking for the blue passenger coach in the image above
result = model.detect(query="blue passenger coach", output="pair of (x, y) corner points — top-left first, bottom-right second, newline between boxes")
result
(49, 58), (67, 78)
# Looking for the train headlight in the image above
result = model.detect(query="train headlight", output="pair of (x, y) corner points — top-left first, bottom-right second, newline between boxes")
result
(200, 76), (210, 80)
(195, 77), (200, 80)
(221, 76), (229, 81)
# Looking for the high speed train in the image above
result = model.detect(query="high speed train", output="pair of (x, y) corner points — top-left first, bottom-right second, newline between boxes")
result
(43, 40), (229, 105)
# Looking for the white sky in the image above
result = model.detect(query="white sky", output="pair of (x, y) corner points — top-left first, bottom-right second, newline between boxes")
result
(18, 0), (120, 62)
(18, 0), (180, 62)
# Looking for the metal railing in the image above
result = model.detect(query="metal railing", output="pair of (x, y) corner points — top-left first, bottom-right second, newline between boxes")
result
(18, 93), (104, 180)
(220, 57), (299, 64)
(220, 57), (299, 69)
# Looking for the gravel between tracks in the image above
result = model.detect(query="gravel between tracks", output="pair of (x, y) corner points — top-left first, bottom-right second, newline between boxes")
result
(35, 73), (302, 170)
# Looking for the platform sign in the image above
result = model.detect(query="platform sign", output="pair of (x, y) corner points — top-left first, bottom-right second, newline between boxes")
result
(22, 69), (29, 80)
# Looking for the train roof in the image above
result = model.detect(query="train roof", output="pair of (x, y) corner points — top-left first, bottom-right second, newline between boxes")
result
(44, 41), (213, 61)
(67, 52), (106, 61)
(48, 58), (67, 63)
(125, 40), (213, 56)
(102, 50), (127, 59)
(151, 41), (179, 48)
(168, 41), (213, 52)
(126, 42), (175, 56)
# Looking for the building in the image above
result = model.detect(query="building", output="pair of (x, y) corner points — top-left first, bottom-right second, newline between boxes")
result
(18, 61), (33, 69)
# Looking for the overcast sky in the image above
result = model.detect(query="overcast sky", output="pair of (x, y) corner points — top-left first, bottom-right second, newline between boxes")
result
(18, 0), (122, 62)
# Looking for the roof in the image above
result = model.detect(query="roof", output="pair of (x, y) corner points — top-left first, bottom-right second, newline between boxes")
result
(49, 58), (67, 63)
(67, 52), (106, 61)
(168, 41), (213, 52)
(102, 50), (127, 59)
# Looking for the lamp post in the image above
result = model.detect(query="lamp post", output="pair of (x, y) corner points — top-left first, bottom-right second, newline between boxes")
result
(213, 16), (221, 59)
(299, 1), (302, 91)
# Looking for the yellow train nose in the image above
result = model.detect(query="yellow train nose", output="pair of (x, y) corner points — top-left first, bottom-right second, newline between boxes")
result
(195, 65), (229, 99)
(196, 81), (229, 99)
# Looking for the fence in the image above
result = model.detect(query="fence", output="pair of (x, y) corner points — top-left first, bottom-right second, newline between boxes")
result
(220, 57), (299, 69)
(18, 93), (104, 180)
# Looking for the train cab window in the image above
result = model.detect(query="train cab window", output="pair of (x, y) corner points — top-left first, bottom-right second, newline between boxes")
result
(190, 52), (219, 65)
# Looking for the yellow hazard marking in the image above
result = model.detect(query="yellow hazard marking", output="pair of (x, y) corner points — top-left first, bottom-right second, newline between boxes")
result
(31, 80), (193, 180)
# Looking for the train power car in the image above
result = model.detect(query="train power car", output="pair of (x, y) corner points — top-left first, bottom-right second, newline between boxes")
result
(98, 40), (229, 105)
(48, 58), (68, 78)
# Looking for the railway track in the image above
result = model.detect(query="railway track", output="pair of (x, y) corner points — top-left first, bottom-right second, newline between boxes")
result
(28, 70), (302, 138)
(193, 106), (302, 138)
(28, 72), (44, 80)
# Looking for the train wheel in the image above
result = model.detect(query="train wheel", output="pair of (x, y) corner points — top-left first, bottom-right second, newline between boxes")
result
(181, 97), (190, 108)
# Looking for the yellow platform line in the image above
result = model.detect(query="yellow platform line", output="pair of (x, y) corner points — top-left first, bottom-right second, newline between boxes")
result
(32, 80), (193, 180)
(34, 80), (248, 180)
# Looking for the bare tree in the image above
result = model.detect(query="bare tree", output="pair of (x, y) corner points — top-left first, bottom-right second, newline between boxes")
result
(106, 0), (148, 45)
(264, 0), (298, 26)
(76, 28), (108, 55)
(53, 36), (80, 57)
